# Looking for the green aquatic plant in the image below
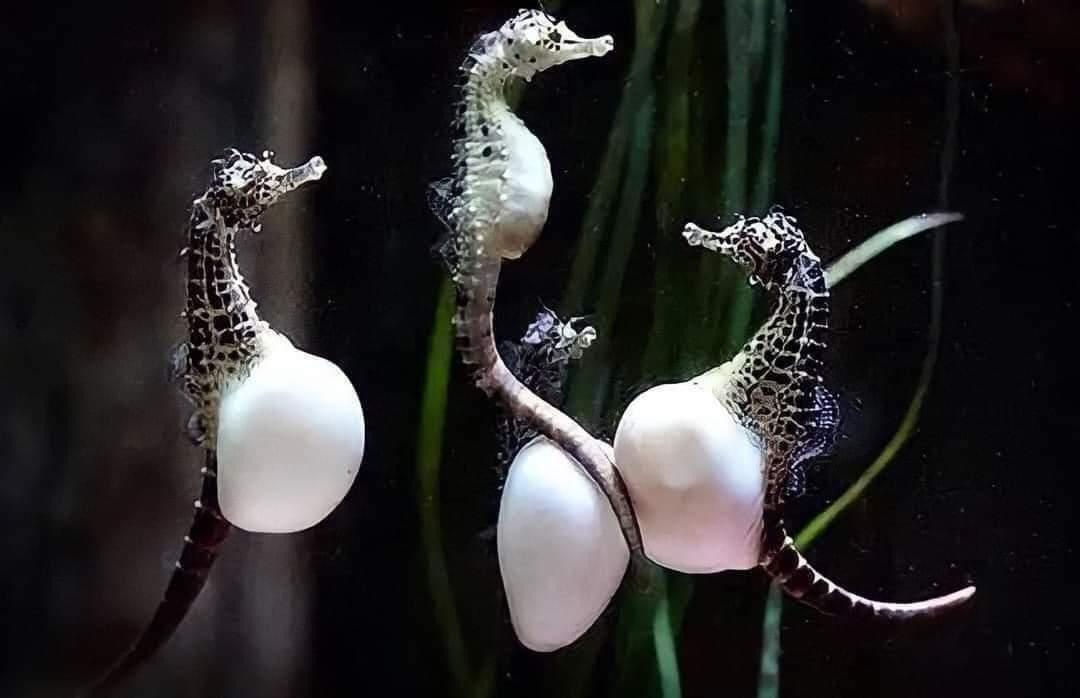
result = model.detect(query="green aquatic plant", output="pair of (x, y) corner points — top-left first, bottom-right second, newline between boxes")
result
(416, 279), (480, 697)
(562, 0), (667, 424)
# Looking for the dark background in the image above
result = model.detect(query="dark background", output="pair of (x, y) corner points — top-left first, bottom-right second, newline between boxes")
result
(2, 1), (1076, 696)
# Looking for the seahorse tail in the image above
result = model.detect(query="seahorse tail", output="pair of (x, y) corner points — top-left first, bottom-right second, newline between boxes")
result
(451, 258), (502, 389)
(760, 515), (975, 622)
(86, 452), (231, 696)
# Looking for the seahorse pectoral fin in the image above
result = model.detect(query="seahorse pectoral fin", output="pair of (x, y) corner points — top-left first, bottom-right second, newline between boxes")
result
(185, 411), (208, 447)
(761, 520), (974, 622)
(427, 177), (455, 230)
(167, 341), (189, 384)
(86, 452), (231, 695)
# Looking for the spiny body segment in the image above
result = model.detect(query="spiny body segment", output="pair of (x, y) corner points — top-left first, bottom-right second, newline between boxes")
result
(685, 213), (837, 511)
(178, 149), (326, 446)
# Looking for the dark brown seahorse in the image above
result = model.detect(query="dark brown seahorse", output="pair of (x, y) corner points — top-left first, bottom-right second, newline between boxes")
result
(427, 11), (644, 553)
(496, 308), (597, 466)
(684, 213), (975, 620)
(88, 149), (325, 694)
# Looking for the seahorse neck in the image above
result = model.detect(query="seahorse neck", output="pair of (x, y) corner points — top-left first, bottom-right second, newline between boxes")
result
(726, 253), (828, 395)
(182, 200), (268, 443)
(708, 248), (830, 508)
(452, 37), (529, 263)
(186, 200), (261, 324)
(462, 44), (514, 112)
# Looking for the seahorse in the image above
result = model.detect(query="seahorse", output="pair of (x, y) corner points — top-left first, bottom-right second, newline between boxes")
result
(427, 10), (643, 549)
(684, 213), (974, 620)
(497, 308), (597, 465)
(430, 9), (611, 374)
(90, 149), (330, 693)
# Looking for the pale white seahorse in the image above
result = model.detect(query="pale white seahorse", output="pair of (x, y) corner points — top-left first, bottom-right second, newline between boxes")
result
(429, 9), (613, 382)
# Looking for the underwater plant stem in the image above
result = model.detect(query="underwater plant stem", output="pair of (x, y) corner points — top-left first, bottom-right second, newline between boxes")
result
(755, 582), (783, 698)
(751, 0), (786, 214)
(562, 0), (667, 316)
(717, 0), (786, 360)
(698, 0), (766, 356)
(642, 0), (701, 377)
(417, 278), (473, 697)
(797, 212), (961, 549)
(799, 0), (963, 552)
(824, 213), (963, 287)
(693, 0), (752, 304)
(564, 94), (656, 422)
(652, 572), (683, 698)
(722, 0), (752, 218)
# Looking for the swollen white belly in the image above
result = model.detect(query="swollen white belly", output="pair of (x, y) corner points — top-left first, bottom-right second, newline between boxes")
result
(495, 112), (553, 259)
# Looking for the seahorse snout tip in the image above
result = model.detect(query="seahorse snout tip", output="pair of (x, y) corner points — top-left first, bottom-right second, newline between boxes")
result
(557, 33), (614, 63)
(590, 34), (615, 57)
(279, 155), (327, 194)
(304, 156), (328, 179)
(682, 222), (708, 246)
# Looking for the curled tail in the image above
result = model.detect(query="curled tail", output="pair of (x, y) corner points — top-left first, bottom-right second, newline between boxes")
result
(88, 452), (230, 695)
(760, 515), (974, 621)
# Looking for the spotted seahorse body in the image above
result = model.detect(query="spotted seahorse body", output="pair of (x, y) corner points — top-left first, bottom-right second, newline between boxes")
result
(430, 10), (613, 391)
(427, 10), (644, 550)
(686, 213), (837, 510)
(90, 149), (325, 693)
(686, 213), (974, 621)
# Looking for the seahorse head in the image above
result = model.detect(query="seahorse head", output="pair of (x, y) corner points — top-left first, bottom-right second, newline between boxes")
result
(495, 9), (614, 82)
(206, 149), (326, 231)
(683, 212), (810, 290)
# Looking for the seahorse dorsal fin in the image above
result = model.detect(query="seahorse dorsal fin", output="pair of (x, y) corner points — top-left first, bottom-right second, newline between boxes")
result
(427, 176), (460, 267)
(427, 176), (455, 232)
(168, 341), (189, 383)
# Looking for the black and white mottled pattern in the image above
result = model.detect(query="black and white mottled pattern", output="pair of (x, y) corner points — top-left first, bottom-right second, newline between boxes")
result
(176, 148), (325, 446)
(497, 307), (596, 465)
(685, 212), (837, 510)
